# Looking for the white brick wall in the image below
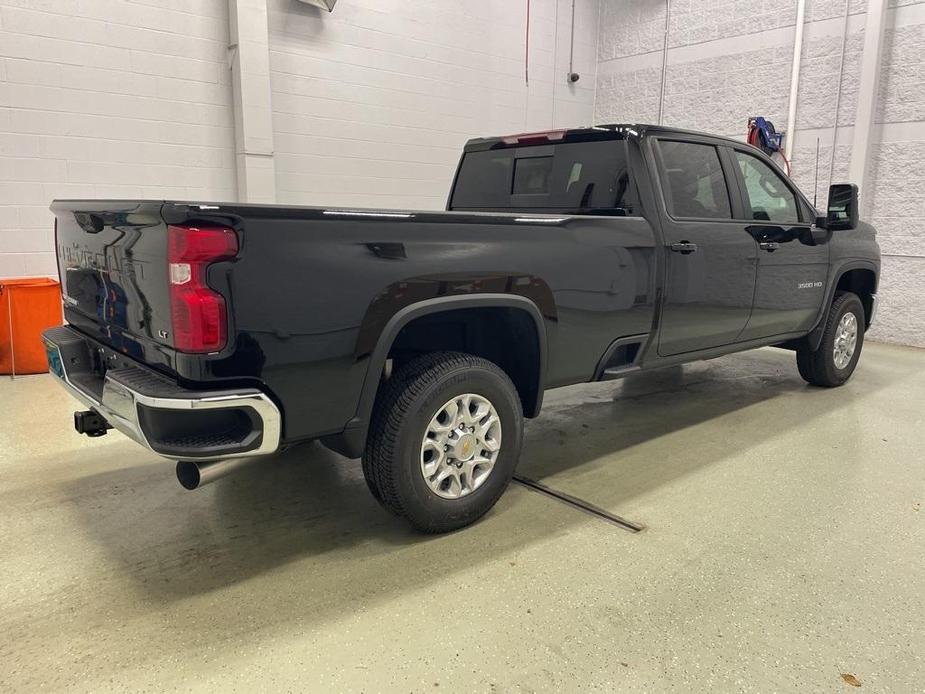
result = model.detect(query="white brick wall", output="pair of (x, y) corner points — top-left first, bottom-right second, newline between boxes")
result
(0, 0), (597, 275)
(267, 0), (599, 209)
(0, 0), (236, 278)
(865, 10), (925, 346)
(595, 0), (925, 347)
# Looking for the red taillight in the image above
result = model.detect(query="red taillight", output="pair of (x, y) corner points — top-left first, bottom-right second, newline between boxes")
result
(167, 224), (238, 353)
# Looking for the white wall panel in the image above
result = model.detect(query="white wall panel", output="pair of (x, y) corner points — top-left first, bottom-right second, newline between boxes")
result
(0, 0), (237, 277)
(595, 0), (925, 347)
(267, 0), (599, 210)
(0, 0), (598, 275)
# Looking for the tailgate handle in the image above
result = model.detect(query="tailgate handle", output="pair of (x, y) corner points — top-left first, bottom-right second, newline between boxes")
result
(74, 212), (105, 233)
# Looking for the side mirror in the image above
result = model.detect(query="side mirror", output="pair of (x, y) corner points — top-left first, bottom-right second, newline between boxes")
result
(825, 183), (859, 231)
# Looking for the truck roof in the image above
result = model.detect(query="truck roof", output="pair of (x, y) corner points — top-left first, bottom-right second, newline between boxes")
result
(463, 124), (745, 152)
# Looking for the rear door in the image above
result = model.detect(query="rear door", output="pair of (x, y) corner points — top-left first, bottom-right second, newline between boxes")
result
(728, 148), (830, 339)
(652, 138), (759, 356)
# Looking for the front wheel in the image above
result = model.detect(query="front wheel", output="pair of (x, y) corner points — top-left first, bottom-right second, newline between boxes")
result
(363, 351), (524, 533)
(796, 291), (865, 387)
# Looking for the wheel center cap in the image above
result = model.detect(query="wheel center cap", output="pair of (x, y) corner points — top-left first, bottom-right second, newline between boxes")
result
(453, 433), (476, 461)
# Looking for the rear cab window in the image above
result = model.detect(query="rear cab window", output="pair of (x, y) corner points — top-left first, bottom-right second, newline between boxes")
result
(450, 139), (638, 215)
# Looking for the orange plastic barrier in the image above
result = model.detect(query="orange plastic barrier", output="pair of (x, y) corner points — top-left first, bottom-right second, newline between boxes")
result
(0, 278), (64, 375)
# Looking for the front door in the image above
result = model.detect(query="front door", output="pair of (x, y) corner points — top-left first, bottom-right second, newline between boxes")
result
(729, 148), (830, 339)
(653, 139), (759, 356)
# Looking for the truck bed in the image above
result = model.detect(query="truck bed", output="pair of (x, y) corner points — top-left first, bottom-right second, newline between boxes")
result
(52, 199), (658, 444)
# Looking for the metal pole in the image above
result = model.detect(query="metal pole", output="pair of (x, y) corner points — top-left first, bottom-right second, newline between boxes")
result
(657, 0), (671, 125)
(525, 0), (531, 85)
(825, 0), (850, 194)
(5, 287), (15, 379)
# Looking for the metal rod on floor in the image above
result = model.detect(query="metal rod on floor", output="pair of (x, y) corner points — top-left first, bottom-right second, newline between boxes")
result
(513, 476), (645, 533)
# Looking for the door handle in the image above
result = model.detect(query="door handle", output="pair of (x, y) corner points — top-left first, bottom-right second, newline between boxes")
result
(670, 241), (698, 255)
(759, 241), (780, 252)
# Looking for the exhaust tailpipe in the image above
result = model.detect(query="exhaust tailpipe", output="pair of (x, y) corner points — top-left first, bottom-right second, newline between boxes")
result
(176, 458), (256, 490)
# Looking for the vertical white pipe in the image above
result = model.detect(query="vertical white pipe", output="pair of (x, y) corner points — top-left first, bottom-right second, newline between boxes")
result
(784, 0), (806, 162)
(591, 0), (603, 123)
(849, 0), (888, 199)
(552, 0), (559, 128)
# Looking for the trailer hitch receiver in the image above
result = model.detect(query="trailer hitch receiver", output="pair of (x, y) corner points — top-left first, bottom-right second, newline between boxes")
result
(74, 410), (112, 437)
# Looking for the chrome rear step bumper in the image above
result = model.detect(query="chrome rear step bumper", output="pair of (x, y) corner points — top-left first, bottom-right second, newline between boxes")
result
(42, 326), (281, 461)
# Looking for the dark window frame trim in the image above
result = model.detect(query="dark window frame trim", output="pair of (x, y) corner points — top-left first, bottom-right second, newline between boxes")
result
(651, 136), (738, 223)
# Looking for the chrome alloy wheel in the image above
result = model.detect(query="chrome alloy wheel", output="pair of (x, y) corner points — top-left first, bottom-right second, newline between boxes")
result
(420, 393), (502, 499)
(833, 311), (859, 369)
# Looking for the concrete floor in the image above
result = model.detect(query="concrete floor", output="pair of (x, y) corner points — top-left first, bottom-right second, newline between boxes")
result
(1, 343), (923, 693)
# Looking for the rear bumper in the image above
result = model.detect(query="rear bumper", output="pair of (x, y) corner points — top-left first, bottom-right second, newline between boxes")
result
(42, 326), (281, 461)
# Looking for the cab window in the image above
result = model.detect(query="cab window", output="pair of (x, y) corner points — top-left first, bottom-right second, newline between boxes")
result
(451, 140), (638, 214)
(656, 140), (732, 219)
(734, 150), (800, 223)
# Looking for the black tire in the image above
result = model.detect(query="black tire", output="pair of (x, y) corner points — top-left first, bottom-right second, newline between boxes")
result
(363, 351), (524, 533)
(796, 291), (865, 387)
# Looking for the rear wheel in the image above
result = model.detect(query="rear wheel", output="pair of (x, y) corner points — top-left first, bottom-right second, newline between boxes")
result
(796, 291), (865, 387)
(363, 351), (523, 533)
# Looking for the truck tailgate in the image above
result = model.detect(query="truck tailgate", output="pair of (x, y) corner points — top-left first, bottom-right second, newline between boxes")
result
(52, 201), (175, 359)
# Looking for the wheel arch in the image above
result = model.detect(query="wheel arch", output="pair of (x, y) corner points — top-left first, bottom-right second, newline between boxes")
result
(323, 294), (548, 458)
(807, 261), (878, 351)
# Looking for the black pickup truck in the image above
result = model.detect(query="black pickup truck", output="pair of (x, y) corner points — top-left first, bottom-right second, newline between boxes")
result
(43, 124), (880, 532)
